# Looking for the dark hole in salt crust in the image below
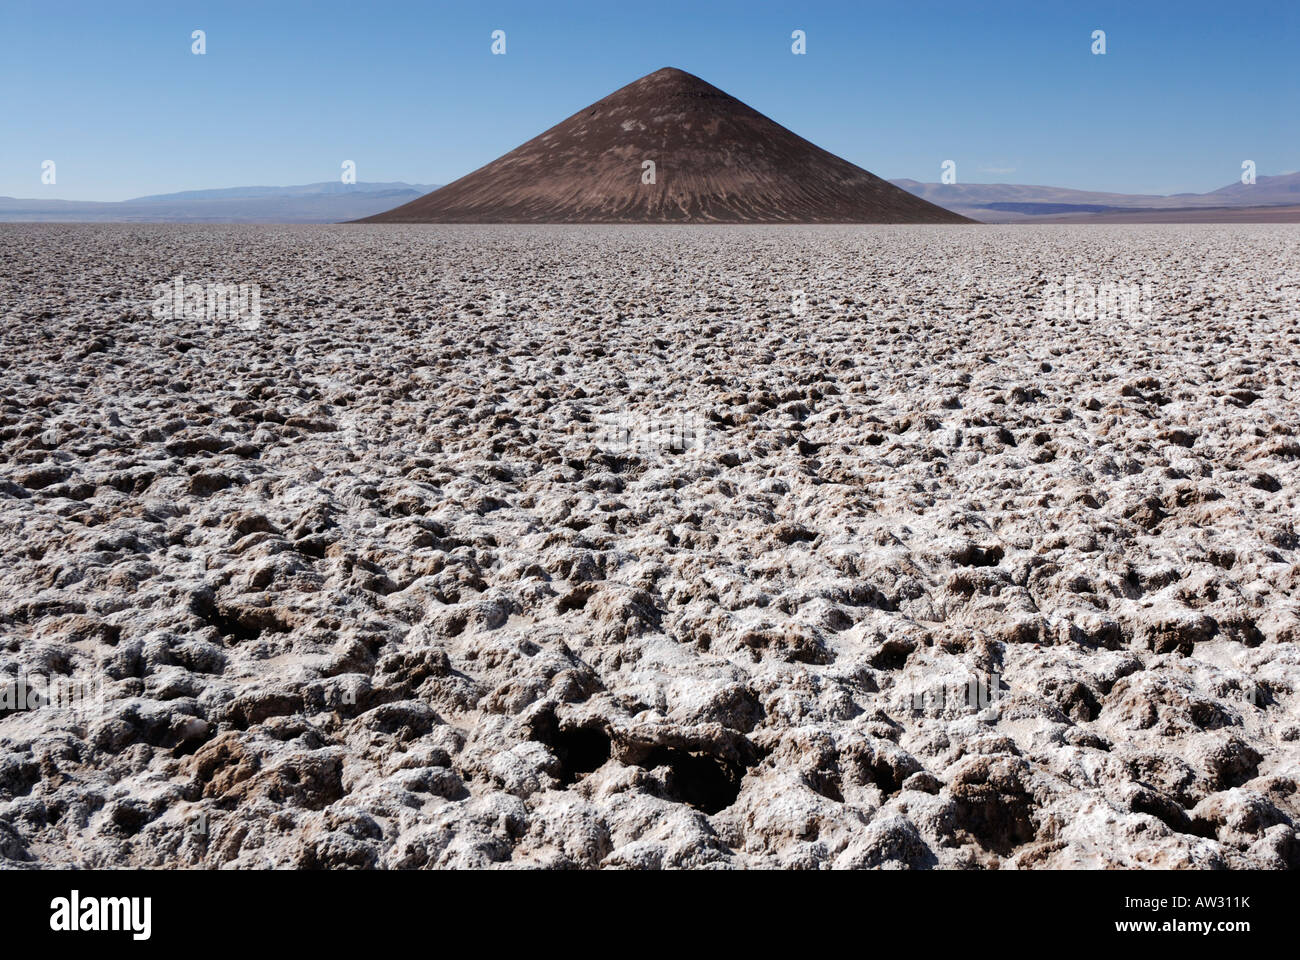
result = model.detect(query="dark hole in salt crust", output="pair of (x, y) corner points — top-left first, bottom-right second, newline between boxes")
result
(530, 710), (752, 812)
(190, 593), (259, 642)
(641, 746), (745, 815)
(870, 639), (913, 671)
(556, 587), (593, 613)
(553, 726), (613, 784)
(529, 713), (612, 785)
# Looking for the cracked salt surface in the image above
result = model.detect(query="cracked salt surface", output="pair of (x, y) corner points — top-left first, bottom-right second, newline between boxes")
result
(0, 223), (1297, 868)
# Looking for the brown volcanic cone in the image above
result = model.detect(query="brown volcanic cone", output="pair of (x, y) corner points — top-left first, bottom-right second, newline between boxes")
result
(360, 67), (969, 224)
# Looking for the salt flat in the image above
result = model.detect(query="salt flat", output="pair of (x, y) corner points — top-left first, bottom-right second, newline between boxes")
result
(0, 223), (1298, 868)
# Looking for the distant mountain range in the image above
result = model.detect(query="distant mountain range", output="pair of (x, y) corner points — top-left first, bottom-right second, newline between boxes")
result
(889, 172), (1300, 222)
(0, 182), (439, 223)
(3, 171), (1297, 224)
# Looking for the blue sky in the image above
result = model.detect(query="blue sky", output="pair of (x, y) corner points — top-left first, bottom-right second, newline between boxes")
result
(3, 0), (1296, 200)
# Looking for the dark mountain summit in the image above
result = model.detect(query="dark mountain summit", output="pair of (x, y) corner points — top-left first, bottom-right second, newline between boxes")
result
(361, 67), (969, 224)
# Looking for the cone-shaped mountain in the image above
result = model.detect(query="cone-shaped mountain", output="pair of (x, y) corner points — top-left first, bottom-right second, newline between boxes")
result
(361, 67), (970, 224)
